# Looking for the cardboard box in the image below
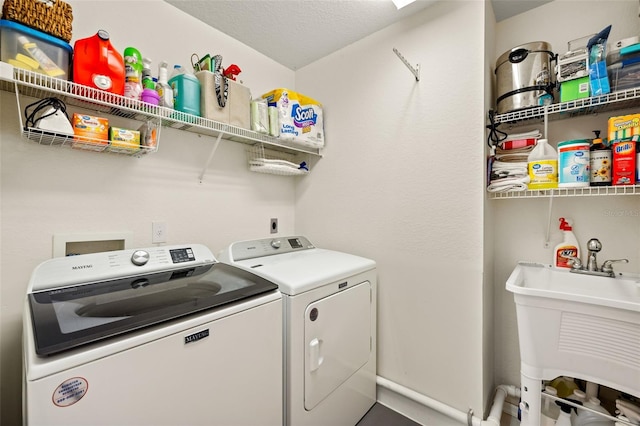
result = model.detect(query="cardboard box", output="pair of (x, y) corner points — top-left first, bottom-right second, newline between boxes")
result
(608, 113), (639, 185)
(0, 19), (72, 79)
(72, 113), (109, 151)
(109, 127), (140, 151)
(560, 77), (590, 102)
(196, 71), (251, 129)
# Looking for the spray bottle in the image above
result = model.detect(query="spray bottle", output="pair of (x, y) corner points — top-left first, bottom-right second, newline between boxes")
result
(554, 218), (580, 268)
(156, 62), (174, 108)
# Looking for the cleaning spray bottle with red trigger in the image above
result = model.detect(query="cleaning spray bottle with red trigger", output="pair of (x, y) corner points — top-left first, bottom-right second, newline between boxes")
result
(554, 218), (580, 268)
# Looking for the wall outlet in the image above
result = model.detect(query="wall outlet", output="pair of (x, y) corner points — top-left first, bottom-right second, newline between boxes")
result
(152, 221), (167, 244)
(270, 218), (278, 234)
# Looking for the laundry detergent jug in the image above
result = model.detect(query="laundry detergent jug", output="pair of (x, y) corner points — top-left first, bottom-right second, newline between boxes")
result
(73, 30), (125, 95)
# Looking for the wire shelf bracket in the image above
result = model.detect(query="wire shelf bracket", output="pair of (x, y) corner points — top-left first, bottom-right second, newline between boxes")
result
(393, 48), (420, 82)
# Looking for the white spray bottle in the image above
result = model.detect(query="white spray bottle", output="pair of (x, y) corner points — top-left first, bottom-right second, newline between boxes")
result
(156, 62), (174, 108)
(554, 217), (580, 268)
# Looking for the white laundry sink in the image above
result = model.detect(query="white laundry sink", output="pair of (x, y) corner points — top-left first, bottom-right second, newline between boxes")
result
(506, 262), (640, 426)
(506, 261), (640, 312)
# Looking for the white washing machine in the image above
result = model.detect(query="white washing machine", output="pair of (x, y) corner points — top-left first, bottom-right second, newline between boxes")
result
(23, 244), (283, 426)
(219, 236), (377, 426)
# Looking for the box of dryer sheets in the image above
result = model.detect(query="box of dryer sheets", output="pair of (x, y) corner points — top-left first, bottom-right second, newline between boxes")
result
(262, 88), (324, 148)
(196, 71), (251, 129)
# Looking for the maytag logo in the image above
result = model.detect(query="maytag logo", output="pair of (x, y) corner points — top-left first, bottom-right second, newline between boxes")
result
(185, 329), (209, 345)
(72, 264), (93, 270)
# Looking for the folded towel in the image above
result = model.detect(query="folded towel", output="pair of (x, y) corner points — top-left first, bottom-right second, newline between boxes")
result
(487, 176), (530, 193)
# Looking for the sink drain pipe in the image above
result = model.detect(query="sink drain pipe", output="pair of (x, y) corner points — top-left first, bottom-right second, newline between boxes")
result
(376, 376), (520, 426)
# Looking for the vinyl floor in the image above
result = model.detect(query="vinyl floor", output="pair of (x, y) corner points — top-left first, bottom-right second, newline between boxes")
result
(356, 403), (421, 426)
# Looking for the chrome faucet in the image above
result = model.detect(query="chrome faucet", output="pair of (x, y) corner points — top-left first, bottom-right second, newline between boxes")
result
(565, 238), (629, 278)
(586, 238), (602, 271)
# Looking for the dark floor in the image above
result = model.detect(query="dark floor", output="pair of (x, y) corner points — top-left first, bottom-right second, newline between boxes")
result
(357, 403), (421, 426)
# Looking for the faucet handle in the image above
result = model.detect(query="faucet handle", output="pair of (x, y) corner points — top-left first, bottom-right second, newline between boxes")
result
(601, 259), (629, 274)
(562, 255), (583, 270)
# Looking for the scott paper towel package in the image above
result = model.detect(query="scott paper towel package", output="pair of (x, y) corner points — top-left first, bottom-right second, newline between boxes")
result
(261, 88), (324, 148)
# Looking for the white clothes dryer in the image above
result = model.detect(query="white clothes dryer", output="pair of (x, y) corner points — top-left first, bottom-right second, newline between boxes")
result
(23, 244), (283, 426)
(219, 236), (377, 426)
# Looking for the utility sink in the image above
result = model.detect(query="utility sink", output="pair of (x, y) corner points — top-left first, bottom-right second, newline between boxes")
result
(507, 261), (640, 312)
(506, 262), (640, 426)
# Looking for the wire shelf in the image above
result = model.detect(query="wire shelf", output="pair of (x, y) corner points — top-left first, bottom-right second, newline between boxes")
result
(488, 185), (640, 199)
(21, 127), (157, 156)
(0, 62), (322, 158)
(246, 143), (310, 176)
(494, 87), (640, 127)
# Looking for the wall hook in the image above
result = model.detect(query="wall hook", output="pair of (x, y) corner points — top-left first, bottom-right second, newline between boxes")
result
(393, 48), (420, 81)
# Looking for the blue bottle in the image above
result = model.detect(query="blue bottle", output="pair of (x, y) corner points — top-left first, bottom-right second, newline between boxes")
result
(168, 65), (201, 117)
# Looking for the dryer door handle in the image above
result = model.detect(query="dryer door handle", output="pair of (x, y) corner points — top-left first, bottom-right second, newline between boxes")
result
(309, 338), (323, 372)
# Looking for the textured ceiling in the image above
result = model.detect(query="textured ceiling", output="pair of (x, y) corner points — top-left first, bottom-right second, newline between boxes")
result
(165, 0), (552, 71)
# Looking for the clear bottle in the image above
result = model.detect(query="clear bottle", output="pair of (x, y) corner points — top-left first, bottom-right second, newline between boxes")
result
(541, 386), (560, 426)
(590, 130), (612, 186)
(141, 57), (154, 89)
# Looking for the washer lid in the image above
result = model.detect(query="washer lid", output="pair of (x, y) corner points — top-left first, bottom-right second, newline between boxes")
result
(28, 261), (278, 356)
(228, 248), (376, 295)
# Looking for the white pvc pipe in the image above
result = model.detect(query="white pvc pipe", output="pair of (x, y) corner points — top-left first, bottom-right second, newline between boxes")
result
(376, 376), (521, 426)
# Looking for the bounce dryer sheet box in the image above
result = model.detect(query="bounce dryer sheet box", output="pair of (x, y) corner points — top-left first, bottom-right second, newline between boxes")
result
(72, 113), (109, 150)
(261, 88), (324, 149)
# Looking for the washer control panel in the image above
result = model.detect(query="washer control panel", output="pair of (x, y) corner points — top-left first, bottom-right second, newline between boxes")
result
(228, 236), (314, 261)
(30, 244), (215, 291)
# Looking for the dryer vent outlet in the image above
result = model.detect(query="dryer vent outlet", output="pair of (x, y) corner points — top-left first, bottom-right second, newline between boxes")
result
(270, 218), (278, 234)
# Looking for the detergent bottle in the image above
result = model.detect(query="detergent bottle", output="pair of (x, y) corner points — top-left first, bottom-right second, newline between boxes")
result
(168, 65), (201, 117)
(72, 30), (125, 95)
(554, 218), (580, 268)
(528, 138), (558, 189)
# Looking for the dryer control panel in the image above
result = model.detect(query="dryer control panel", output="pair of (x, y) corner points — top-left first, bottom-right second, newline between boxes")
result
(226, 236), (315, 261)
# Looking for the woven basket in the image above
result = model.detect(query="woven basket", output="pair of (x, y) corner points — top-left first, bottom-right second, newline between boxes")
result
(2, 0), (72, 42)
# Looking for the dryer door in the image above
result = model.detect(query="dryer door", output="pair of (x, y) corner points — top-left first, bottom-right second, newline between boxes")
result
(304, 281), (371, 410)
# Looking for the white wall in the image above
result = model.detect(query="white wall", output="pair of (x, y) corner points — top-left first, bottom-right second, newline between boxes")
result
(295, 0), (489, 417)
(0, 1), (295, 424)
(492, 0), (640, 391)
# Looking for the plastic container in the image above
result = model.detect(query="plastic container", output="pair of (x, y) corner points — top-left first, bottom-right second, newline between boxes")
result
(541, 386), (560, 426)
(0, 19), (72, 79)
(590, 131), (612, 186)
(73, 30), (125, 95)
(169, 65), (201, 117)
(556, 401), (575, 426)
(123, 47), (143, 100)
(551, 376), (580, 398)
(554, 218), (580, 268)
(156, 62), (173, 108)
(575, 397), (614, 426)
(527, 138), (558, 189)
(558, 139), (590, 187)
(142, 57), (154, 89)
(141, 88), (160, 105)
